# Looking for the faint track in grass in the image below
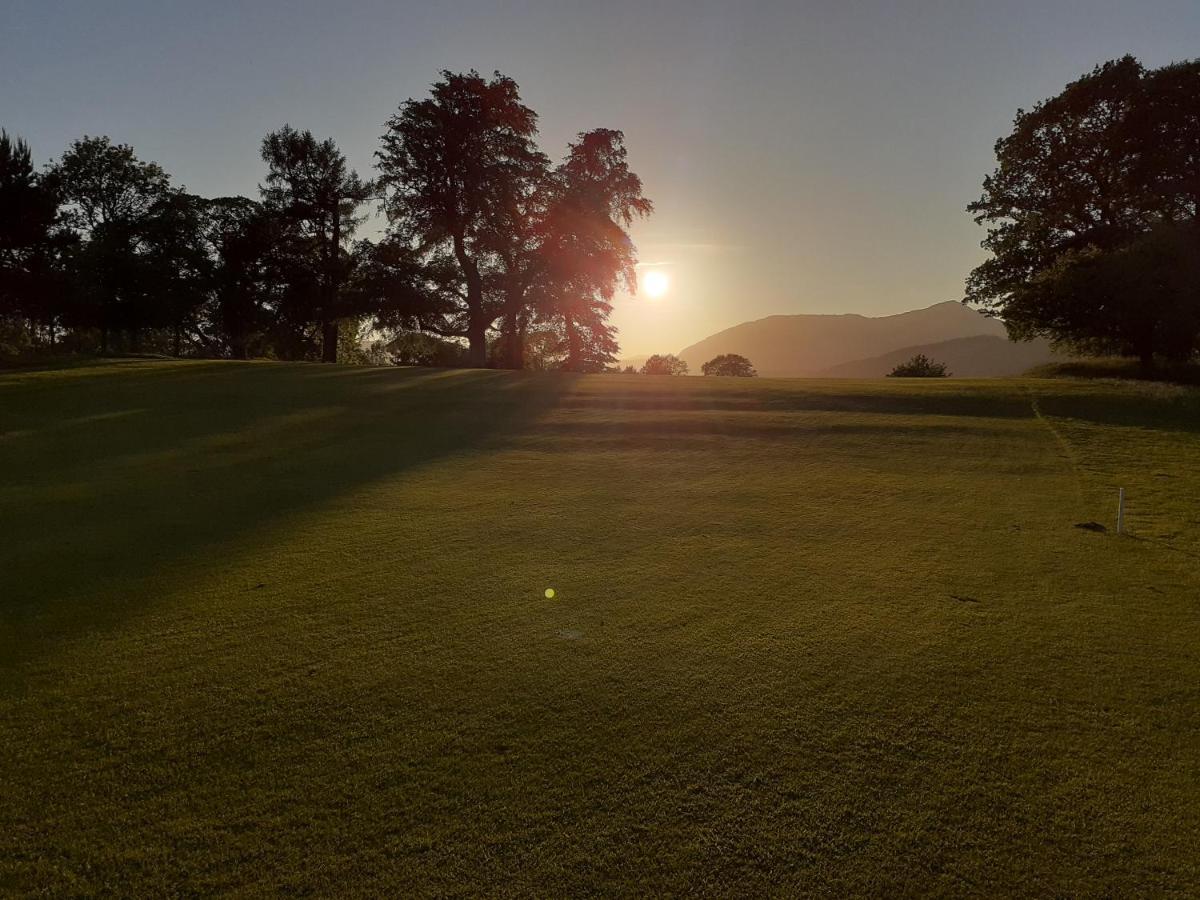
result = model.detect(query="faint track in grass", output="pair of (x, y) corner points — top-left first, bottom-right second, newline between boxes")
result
(1026, 387), (1087, 512)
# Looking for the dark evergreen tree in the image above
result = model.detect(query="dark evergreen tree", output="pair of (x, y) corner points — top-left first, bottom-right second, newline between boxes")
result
(260, 126), (373, 363)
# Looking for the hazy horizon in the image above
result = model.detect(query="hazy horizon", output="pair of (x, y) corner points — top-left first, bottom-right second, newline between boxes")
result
(4, 0), (1200, 355)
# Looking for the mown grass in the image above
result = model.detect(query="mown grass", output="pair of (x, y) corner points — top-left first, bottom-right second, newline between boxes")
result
(2, 361), (1198, 895)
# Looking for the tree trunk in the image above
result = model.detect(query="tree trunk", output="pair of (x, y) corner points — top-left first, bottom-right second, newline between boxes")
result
(564, 314), (581, 372)
(172, 323), (182, 358)
(459, 251), (489, 368)
(323, 206), (341, 364)
(100, 325), (109, 355)
(450, 230), (491, 368)
(502, 311), (523, 369)
(321, 320), (339, 364)
(466, 313), (488, 368)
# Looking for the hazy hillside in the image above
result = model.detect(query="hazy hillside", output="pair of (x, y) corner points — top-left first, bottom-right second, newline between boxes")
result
(818, 334), (1059, 378)
(678, 301), (1006, 376)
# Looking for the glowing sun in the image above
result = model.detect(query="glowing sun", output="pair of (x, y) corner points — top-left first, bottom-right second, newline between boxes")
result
(641, 270), (670, 299)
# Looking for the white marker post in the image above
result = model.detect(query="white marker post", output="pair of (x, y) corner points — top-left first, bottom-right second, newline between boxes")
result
(1117, 488), (1125, 535)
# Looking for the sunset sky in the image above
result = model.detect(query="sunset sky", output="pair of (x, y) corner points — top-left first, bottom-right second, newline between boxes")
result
(4, 0), (1200, 356)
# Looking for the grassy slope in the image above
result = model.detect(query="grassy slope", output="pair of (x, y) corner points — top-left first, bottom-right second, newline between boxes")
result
(2, 362), (1198, 895)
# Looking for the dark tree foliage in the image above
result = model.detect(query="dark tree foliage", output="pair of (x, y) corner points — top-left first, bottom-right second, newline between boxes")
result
(378, 71), (542, 367)
(967, 56), (1200, 369)
(348, 234), (446, 334)
(204, 197), (280, 359)
(55, 136), (171, 233)
(381, 329), (468, 367)
(641, 353), (688, 375)
(141, 192), (214, 356)
(261, 126), (374, 363)
(701, 353), (757, 377)
(54, 136), (176, 352)
(0, 131), (67, 347)
(888, 354), (949, 377)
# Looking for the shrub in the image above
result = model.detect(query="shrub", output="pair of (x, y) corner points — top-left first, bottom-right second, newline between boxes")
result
(888, 354), (949, 377)
(701, 353), (757, 377)
(641, 354), (689, 376)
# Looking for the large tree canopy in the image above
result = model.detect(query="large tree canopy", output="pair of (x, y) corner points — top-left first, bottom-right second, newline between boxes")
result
(967, 56), (1200, 367)
(53, 136), (177, 351)
(377, 71), (544, 368)
(377, 71), (650, 370)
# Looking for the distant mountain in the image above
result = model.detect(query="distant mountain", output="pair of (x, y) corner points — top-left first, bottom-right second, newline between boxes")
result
(678, 301), (1012, 377)
(817, 334), (1059, 378)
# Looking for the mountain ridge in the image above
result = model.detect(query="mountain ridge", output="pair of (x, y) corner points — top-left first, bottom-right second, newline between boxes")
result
(677, 301), (1024, 377)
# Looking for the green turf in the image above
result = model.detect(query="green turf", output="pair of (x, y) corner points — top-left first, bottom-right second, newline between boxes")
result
(2, 361), (1198, 895)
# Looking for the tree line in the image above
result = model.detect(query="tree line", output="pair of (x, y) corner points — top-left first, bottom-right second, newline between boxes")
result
(6, 56), (1200, 376)
(0, 71), (651, 370)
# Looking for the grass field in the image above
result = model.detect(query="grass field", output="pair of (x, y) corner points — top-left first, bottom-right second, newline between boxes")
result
(2, 361), (1199, 895)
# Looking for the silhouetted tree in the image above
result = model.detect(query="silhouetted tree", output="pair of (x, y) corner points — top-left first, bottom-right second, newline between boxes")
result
(54, 136), (174, 353)
(538, 129), (652, 372)
(967, 56), (1200, 370)
(378, 73), (651, 370)
(203, 197), (280, 359)
(0, 131), (65, 347)
(141, 192), (213, 356)
(378, 72), (541, 367)
(261, 126), (373, 363)
(888, 354), (949, 377)
(641, 353), (688, 375)
(701, 353), (757, 376)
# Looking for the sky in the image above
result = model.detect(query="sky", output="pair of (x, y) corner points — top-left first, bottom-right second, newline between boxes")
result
(4, 1), (1200, 357)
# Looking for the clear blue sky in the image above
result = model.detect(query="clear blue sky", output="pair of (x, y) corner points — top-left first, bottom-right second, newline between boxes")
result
(4, 0), (1200, 356)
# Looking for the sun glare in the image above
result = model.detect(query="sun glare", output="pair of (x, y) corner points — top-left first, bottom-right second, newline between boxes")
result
(641, 270), (670, 299)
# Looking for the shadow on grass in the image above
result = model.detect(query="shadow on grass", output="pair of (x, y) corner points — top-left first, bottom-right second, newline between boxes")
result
(572, 375), (1200, 436)
(0, 362), (573, 667)
(1028, 358), (1200, 386)
(558, 382), (1040, 420)
(527, 418), (1017, 448)
(1031, 385), (1200, 434)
